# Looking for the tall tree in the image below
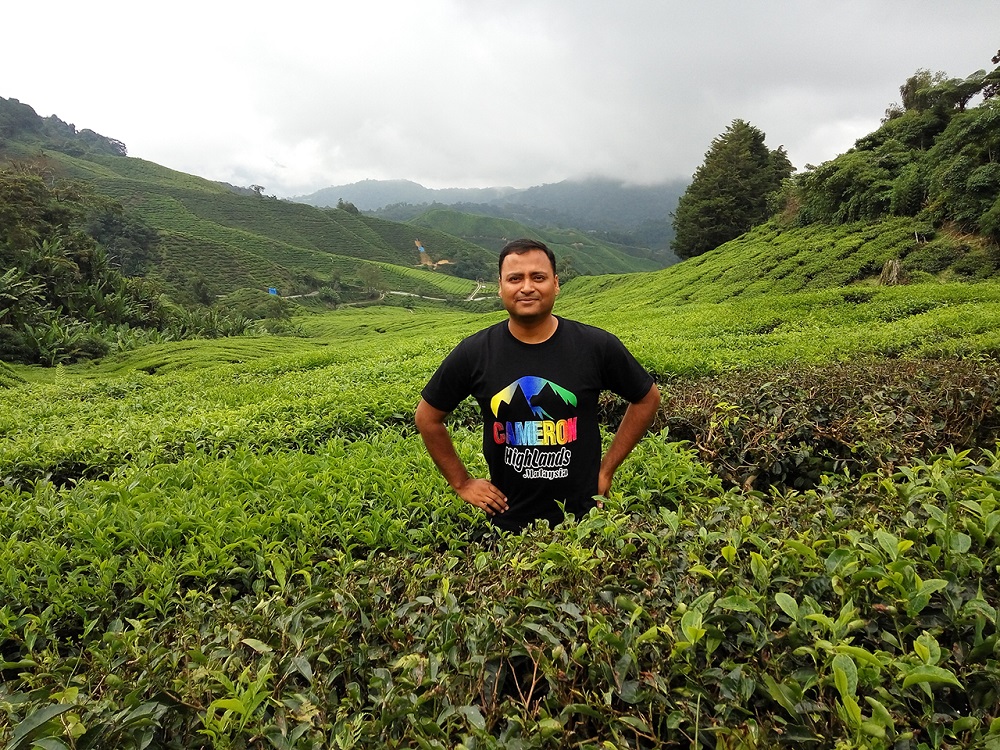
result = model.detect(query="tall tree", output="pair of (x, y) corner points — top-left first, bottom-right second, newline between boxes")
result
(671, 120), (792, 259)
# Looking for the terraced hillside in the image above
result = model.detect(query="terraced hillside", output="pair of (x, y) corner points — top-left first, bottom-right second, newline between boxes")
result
(14, 147), (490, 297)
(408, 207), (666, 275)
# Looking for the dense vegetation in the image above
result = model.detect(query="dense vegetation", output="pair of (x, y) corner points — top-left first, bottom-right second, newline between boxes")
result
(671, 59), (1000, 264)
(671, 120), (792, 259)
(788, 62), (1000, 243)
(3, 278), (1000, 747)
(0, 167), (171, 364)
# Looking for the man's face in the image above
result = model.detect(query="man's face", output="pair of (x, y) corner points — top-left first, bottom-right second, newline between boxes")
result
(499, 249), (560, 324)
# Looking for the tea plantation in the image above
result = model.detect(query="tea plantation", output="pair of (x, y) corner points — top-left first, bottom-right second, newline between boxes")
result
(3, 267), (1000, 748)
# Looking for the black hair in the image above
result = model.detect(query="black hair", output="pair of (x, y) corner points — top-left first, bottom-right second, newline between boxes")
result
(498, 238), (557, 276)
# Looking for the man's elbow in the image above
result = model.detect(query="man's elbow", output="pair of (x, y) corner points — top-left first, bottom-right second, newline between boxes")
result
(640, 384), (661, 423)
(643, 383), (661, 409)
(414, 399), (446, 434)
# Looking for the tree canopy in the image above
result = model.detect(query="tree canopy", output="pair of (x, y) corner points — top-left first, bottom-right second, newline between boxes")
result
(0, 167), (168, 364)
(790, 56), (1000, 244)
(671, 120), (792, 259)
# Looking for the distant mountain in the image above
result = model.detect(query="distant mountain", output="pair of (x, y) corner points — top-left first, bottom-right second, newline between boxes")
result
(407, 207), (677, 274)
(295, 179), (519, 211)
(293, 176), (688, 251)
(497, 177), (686, 232)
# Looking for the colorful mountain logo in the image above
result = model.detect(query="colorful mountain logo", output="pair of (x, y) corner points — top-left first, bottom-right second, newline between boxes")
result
(490, 376), (577, 419)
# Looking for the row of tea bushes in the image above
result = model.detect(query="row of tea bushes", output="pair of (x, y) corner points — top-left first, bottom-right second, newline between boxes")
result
(4, 440), (1000, 747)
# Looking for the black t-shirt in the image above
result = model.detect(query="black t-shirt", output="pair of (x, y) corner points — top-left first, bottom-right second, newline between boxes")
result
(421, 316), (654, 531)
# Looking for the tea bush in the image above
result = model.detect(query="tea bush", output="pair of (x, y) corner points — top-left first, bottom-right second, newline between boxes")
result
(655, 357), (1000, 490)
(5, 440), (1000, 747)
(4, 293), (1000, 748)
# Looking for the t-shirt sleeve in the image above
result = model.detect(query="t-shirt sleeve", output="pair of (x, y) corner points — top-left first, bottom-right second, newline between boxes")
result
(601, 332), (655, 403)
(421, 341), (473, 413)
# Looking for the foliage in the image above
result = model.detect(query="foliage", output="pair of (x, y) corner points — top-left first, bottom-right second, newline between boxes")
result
(671, 120), (793, 259)
(791, 59), (1000, 244)
(85, 202), (162, 276)
(0, 361), (23, 389)
(3, 318), (1000, 745)
(0, 167), (290, 366)
(656, 357), (1000, 490)
(0, 168), (172, 364)
(1, 264), (1000, 747)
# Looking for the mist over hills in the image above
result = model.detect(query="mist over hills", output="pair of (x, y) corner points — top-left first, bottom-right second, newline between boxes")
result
(293, 176), (687, 252)
(294, 179), (520, 211)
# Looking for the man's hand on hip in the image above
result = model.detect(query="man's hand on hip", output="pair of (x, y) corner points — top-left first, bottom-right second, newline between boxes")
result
(455, 479), (508, 516)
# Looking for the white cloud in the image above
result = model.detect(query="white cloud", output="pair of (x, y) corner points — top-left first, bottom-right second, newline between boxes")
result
(3, 0), (998, 194)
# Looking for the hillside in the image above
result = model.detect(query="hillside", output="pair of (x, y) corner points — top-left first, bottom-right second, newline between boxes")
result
(561, 215), (997, 309)
(296, 176), (686, 257)
(0, 97), (497, 303)
(407, 207), (670, 276)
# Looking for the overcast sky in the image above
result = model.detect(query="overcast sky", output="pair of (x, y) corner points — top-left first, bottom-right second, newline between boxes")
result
(4, 1), (998, 196)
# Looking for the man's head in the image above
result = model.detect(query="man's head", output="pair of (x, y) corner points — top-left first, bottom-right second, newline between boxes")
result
(498, 238), (560, 325)
(498, 238), (557, 276)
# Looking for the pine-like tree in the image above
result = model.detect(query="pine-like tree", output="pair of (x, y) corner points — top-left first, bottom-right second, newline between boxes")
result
(671, 120), (792, 259)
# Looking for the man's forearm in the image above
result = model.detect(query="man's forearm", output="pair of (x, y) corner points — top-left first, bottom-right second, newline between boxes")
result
(415, 398), (509, 515)
(418, 419), (472, 491)
(415, 400), (471, 490)
(599, 384), (661, 493)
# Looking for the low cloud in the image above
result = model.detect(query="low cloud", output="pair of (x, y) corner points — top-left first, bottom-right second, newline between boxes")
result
(4, 0), (998, 195)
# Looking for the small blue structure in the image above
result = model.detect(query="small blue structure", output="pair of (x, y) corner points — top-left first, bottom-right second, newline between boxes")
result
(268, 287), (278, 295)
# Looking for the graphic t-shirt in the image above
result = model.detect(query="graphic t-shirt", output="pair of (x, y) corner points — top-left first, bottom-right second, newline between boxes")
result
(421, 317), (654, 531)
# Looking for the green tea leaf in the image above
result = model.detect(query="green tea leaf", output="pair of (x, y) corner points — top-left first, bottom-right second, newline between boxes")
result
(241, 638), (273, 654)
(901, 665), (962, 689)
(457, 705), (485, 730)
(775, 592), (799, 620)
(832, 653), (858, 698)
(716, 595), (760, 614)
(11, 704), (73, 750)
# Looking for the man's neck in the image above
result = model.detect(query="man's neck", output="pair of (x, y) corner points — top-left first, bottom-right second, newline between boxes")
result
(507, 314), (559, 344)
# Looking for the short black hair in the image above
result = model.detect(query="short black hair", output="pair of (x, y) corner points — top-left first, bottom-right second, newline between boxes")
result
(498, 238), (557, 276)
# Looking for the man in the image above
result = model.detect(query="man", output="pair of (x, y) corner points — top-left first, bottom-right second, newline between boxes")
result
(415, 238), (661, 532)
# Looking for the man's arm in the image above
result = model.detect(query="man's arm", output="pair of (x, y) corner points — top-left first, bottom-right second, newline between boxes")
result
(414, 398), (509, 516)
(597, 383), (661, 498)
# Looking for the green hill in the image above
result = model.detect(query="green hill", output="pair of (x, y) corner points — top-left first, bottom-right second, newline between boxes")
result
(408, 206), (664, 276)
(0, 97), (496, 304)
(47, 150), (491, 296)
(561, 214), (995, 309)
